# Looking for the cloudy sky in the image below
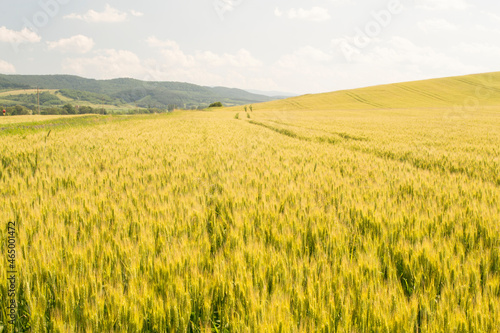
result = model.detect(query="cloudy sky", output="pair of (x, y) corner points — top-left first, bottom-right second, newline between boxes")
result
(0, 0), (499, 94)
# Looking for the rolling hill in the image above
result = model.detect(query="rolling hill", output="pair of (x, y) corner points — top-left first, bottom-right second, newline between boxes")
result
(243, 72), (500, 111)
(0, 74), (276, 109)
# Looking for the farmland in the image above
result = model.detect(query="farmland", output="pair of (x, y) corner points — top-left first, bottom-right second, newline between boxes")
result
(0, 74), (276, 111)
(1, 74), (500, 332)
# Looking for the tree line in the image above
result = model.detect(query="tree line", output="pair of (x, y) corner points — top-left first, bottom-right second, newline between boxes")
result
(2, 104), (178, 116)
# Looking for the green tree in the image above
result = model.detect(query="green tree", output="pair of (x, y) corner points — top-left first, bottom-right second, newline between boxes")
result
(78, 106), (94, 114)
(41, 107), (61, 115)
(62, 104), (76, 115)
(7, 105), (30, 115)
(209, 102), (223, 108)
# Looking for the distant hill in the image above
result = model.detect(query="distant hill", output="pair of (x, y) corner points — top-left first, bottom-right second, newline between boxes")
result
(242, 72), (500, 111)
(0, 74), (276, 109)
(245, 89), (298, 99)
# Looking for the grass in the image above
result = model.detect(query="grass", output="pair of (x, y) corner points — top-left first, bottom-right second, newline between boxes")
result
(0, 114), (128, 136)
(0, 114), (83, 125)
(0, 72), (499, 332)
(0, 89), (59, 97)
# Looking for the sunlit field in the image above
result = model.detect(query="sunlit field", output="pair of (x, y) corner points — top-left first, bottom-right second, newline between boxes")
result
(245, 72), (500, 112)
(0, 115), (85, 125)
(1, 105), (499, 332)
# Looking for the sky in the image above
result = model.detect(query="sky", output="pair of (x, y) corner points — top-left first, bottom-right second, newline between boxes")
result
(0, 0), (499, 95)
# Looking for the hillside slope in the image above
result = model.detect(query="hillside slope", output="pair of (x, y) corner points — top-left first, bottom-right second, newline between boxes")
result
(246, 72), (500, 111)
(0, 74), (275, 109)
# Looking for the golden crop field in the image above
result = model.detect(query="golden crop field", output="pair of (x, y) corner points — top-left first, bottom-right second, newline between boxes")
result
(247, 72), (500, 111)
(0, 115), (87, 125)
(0, 90), (59, 98)
(1, 77), (500, 332)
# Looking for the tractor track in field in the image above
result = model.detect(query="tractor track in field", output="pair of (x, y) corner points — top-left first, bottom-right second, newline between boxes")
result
(264, 119), (368, 142)
(345, 92), (386, 109)
(246, 119), (499, 187)
(397, 85), (450, 103)
(453, 78), (500, 94)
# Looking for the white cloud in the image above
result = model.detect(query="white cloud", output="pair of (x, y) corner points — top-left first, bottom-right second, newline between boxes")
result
(485, 12), (500, 22)
(146, 36), (179, 49)
(275, 7), (331, 22)
(328, 0), (354, 5)
(277, 46), (332, 69)
(141, 37), (270, 90)
(418, 19), (458, 32)
(143, 34), (485, 94)
(415, 0), (470, 10)
(61, 40), (266, 90)
(197, 49), (262, 67)
(273, 46), (341, 92)
(480, 11), (500, 23)
(476, 25), (500, 35)
(0, 26), (41, 44)
(159, 41), (196, 68)
(456, 42), (500, 57)
(148, 37), (262, 68)
(64, 4), (131, 23)
(130, 10), (144, 17)
(63, 49), (144, 78)
(47, 35), (95, 53)
(353, 37), (478, 74)
(0, 59), (15, 73)
(273, 37), (483, 93)
(215, 0), (241, 13)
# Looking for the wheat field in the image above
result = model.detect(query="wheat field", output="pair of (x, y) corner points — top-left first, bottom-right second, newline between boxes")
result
(245, 72), (500, 112)
(0, 100), (499, 332)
